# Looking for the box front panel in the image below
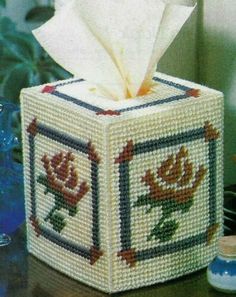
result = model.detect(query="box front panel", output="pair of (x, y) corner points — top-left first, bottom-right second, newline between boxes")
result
(21, 94), (109, 291)
(109, 95), (223, 291)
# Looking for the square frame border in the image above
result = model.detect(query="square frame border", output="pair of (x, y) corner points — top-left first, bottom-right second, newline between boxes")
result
(26, 118), (103, 265)
(115, 122), (220, 266)
(42, 76), (198, 115)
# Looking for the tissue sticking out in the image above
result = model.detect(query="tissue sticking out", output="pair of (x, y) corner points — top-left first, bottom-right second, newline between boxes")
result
(33, 0), (196, 100)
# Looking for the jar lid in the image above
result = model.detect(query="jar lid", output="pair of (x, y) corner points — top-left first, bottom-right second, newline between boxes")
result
(219, 236), (236, 256)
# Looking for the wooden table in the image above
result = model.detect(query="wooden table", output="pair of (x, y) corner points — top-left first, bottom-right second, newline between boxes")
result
(0, 227), (230, 297)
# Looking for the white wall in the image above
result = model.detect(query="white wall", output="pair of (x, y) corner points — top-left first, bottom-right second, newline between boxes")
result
(200, 0), (236, 186)
(158, 8), (198, 82)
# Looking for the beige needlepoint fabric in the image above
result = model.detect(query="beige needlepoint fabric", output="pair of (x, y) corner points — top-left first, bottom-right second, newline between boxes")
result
(21, 72), (224, 292)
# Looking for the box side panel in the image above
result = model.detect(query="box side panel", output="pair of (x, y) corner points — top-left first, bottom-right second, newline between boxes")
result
(21, 91), (110, 292)
(108, 94), (224, 292)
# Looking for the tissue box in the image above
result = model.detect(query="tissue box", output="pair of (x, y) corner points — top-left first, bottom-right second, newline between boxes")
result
(21, 72), (223, 293)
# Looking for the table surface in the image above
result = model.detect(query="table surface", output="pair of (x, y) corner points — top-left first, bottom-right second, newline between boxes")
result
(0, 227), (232, 297)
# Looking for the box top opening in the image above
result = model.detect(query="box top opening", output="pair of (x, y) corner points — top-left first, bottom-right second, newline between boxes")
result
(23, 72), (223, 120)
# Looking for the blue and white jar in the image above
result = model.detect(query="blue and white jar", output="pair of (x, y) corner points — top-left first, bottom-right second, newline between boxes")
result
(207, 236), (236, 293)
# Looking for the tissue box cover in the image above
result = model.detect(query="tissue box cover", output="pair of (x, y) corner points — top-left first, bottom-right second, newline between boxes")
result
(21, 72), (223, 293)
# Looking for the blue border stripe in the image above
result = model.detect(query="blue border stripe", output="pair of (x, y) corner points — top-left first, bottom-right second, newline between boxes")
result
(51, 91), (103, 113)
(116, 94), (189, 113)
(40, 226), (91, 259)
(29, 134), (37, 218)
(208, 140), (217, 225)
(136, 231), (207, 261)
(49, 76), (194, 114)
(38, 123), (88, 153)
(134, 128), (205, 155)
(119, 162), (132, 250)
(55, 79), (84, 88)
(91, 161), (100, 249)
(153, 76), (191, 91)
(27, 121), (102, 261)
(117, 124), (218, 263)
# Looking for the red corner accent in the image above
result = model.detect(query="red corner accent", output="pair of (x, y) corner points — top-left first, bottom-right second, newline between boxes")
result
(27, 118), (38, 136)
(96, 110), (121, 116)
(204, 121), (220, 142)
(186, 89), (200, 98)
(90, 246), (103, 265)
(88, 142), (101, 163)
(42, 85), (56, 94)
(117, 249), (136, 267)
(207, 223), (219, 245)
(30, 216), (41, 237)
(115, 140), (134, 164)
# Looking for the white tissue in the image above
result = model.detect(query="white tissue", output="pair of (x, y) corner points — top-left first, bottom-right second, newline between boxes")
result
(34, 0), (196, 100)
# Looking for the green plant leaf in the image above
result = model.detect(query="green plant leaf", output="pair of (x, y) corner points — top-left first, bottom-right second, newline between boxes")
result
(49, 66), (71, 80)
(0, 17), (16, 36)
(50, 213), (66, 233)
(161, 198), (194, 216)
(25, 6), (55, 23)
(134, 194), (164, 209)
(2, 33), (37, 61)
(68, 205), (77, 217)
(133, 194), (150, 207)
(148, 220), (179, 242)
(0, 0), (6, 8)
(180, 198), (194, 213)
(2, 63), (34, 103)
(0, 51), (23, 76)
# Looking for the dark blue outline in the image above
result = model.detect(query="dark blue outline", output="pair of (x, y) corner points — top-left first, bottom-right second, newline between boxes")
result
(119, 162), (132, 251)
(29, 134), (36, 218)
(208, 140), (217, 225)
(117, 125), (218, 261)
(91, 160), (100, 249)
(27, 121), (102, 262)
(47, 76), (194, 115)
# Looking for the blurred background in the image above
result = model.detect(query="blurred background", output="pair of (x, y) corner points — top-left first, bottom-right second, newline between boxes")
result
(0, 0), (235, 233)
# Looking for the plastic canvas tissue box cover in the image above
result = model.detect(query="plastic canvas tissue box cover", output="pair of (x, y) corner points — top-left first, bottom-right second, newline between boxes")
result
(21, 71), (224, 293)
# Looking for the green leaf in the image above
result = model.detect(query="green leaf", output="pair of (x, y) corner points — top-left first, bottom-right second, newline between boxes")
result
(0, 17), (16, 36)
(134, 194), (163, 209)
(68, 205), (77, 217)
(55, 193), (66, 209)
(180, 198), (194, 213)
(50, 213), (66, 233)
(161, 198), (194, 216)
(0, 0), (6, 8)
(0, 51), (23, 76)
(25, 6), (55, 23)
(2, 64), (33, 103)
(2, 33), (36, 61)
(47, 64), (71, 80)
(148, 220), (179, 242)
(38, 71), (58, 84)
(12, 33), (43, 60)
(133, 194), (150, 208)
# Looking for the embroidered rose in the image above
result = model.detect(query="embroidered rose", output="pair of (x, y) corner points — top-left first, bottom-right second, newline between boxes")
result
(142, 146), (207, 204)
(41, 152), (89, 207)
(38, 151), (89, 233)
(134, 146), (207, 242)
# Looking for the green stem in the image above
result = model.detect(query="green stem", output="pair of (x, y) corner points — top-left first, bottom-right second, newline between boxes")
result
(44, 205), (58, 222)
(147, 214), (166, 241)
(147, 208), (172, 241)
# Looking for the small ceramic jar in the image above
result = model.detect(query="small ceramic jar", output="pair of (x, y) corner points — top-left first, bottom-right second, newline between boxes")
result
(207, 236), (236, 293)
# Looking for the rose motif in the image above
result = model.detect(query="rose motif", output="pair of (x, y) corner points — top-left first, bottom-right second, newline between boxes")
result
(142, 146), (207, 204)
(37, 151), (89, 233)
(134, 146), (207, 242)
